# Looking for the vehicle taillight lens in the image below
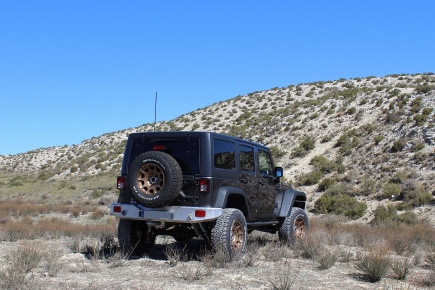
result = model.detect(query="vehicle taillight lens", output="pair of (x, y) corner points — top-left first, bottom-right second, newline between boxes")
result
(199, 178), (209, 193)
(153, 145), (166, 151)
(117, 176), (126, 190)
(113, 206), (122, 213)
(195, 209), (206, 218)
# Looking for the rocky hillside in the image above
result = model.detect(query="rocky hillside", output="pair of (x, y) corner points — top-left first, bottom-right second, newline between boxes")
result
(1, 73), (434, 222)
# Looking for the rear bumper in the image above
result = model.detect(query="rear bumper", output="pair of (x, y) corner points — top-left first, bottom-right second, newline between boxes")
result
(109, 203), (223, 223)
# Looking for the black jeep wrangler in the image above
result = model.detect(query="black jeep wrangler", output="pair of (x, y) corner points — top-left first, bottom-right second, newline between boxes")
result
(110, 131), (308, 258)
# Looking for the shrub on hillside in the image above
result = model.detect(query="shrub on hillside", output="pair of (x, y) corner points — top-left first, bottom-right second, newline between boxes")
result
(291, 136), (316, 158)
(309, 156), (336, 174)
(318, 177), (336, 192)
(381, 183), (401, 199)
(301, 136), (316, 151)
(413, 114), (428, 126)
(391, 138), (407, 152)
(335, 134), (360, 156)
(297, 170), (323, 186)
(269, 145), (286, 161)
(314, 193), (367, 219)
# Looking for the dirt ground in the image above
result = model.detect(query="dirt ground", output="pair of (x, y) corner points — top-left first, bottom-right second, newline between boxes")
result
(0, 234), (432, 290)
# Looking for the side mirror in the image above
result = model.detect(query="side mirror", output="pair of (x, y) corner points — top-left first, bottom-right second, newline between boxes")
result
(275, 167), (283, 178)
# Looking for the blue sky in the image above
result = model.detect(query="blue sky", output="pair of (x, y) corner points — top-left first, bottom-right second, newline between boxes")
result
(1, 1), (434, 155)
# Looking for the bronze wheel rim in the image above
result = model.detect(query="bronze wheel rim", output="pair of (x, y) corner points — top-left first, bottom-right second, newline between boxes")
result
(230, 220), (244, 251)
(136, 162), (165, 195)
(293, 216), (306, 239)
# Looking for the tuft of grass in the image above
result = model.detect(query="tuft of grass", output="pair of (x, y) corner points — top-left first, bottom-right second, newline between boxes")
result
(293, 230), (325, 260)
(263, 242), (290, 262)
(391, 258), (412, 280)
(355, 245), (392, 282)
(316, 248), (338, 270)
(177, 262), (212, 281)
(268, 263), (299, 290)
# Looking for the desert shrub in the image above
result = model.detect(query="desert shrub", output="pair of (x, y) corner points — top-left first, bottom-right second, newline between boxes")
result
(6, 241), (44, 273)
(90, 208), (106, 220)
(391, 258), (412, 280)
(291, 146), (306, 158)
(270, 145), (287, 161)
(346, 107), (356, 115)
(355, 245), (392, 282)
(325, 182), (358, 197)
(403, 190), (432, 207)
(8, 176), (24, 187)
(301, 136), (316, 151)
(292, 136), (316, 158)
(385, 110), (403, 124)
(314, 193), (367, 219)
(358, 177), (378, 196)
(374, 135), (384, 145)
(316, 248), (338, 270)
(395, 211), (419, 225)
(413, 142), (425, 152)
(371, 205), (397, 225)
(422, 107), (434, 115)
(413, 114), (428, 126)
(263, 242), (290, 262)
(293, 231), (325, 259)
(391, 138), (406, 152)
(309, 156), (337, 173)
(297, 170), (323, 186)
(178, 263), (212, 281)
(426, 253), (435, 271)
(416, 84), (434, 94)
(318, 177), (336, 192)
(268, 263), (299, 290)
(411, 96), (423, 113)
(335, 134), (360, 156)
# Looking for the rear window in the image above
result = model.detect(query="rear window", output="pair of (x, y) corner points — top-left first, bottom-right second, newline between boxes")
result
(129, 136), (200, 174)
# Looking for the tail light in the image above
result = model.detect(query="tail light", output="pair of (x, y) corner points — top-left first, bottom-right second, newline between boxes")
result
(195, 209), (206, 218)
(153, 145), (166, 151)
(117, 176), (126, 190)
(199, 178), (209, 193)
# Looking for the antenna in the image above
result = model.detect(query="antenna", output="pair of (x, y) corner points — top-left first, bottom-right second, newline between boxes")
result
(154, 92), (158, 132)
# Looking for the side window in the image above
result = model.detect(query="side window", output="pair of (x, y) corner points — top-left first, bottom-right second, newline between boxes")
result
(214, 139), (235, 170)
(258, 150), (273, 175)
(239, 145), (255, 172)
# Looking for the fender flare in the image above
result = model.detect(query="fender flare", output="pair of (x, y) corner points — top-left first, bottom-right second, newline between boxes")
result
(211, 186), (250, 217)
(274, 189), (307, 217)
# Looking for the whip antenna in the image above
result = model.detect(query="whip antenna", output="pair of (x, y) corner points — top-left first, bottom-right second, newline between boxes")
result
(154, 92), (158, 132)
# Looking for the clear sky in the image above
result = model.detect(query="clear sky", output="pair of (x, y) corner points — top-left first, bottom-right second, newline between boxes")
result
(1, 1), (434, 155)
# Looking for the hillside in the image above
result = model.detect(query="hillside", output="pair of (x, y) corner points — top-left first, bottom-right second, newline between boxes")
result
(1, 73), (434, 224)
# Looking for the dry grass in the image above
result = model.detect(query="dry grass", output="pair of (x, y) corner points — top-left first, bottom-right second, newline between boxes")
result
(1, 198), (435, 289)
(1, 216), (117, 241)
(355, 244), (392, 282)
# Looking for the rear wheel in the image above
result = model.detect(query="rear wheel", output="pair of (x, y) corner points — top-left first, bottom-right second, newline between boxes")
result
(118, 219), (155, 257)
(211, 209), (247, 260)
(278, 208), (309, 244)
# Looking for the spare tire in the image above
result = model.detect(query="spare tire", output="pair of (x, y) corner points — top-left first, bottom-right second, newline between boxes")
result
(128, 151), (182, 208)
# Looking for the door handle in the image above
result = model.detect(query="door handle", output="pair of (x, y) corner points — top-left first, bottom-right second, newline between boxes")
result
(240, 178), (249, 184)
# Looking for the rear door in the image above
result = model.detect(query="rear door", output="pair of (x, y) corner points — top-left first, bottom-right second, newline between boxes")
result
(238, 144), (260, 217)
(256, 149), (276, 217)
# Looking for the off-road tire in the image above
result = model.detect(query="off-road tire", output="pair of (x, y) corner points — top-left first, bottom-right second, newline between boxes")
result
(128, 151), (182, 208)
(211, 208), (247, 260)
(118, 219), (155, 257)
(279, 207), (309, 244)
